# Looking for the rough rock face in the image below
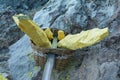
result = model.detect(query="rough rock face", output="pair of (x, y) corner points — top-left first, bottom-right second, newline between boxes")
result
(0, 5), (24, 80)
(0, 5), (24, 51)
(0, 0), (49, 10)
(8, 35), (41, 80)
(9, 0), (120, 80)
(0, 0), (49, 79)
(33, 0), (120, 33)
(0, 0), (49, 52)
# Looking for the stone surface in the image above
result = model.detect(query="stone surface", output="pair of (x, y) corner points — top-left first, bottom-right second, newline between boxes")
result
(0, 0), (49, 51)
(33, 0), (120, 80)
(8, 0), (120, 80)
(0, 0), (49, 79)
(8, 35), (41, 80)
(33, 0), (120, 33)
(0, 0), (49, 10)
(0, 5), (24, 51)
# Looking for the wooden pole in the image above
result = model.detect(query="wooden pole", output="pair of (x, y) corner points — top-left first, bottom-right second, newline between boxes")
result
(42, 37), (57, 80)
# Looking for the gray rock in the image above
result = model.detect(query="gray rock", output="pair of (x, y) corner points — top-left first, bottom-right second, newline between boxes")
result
(0, 0), (50, 80)
(0, 5), (24, 51)
(8, 0), (120, 80)
(33, 0), (120, 33)
(69, 45), (120, 80)
(99, 62), (119, 80)
(0, 0), (50, 51)
(0, 1), (50, 80)
(33, 0), (120, 80)
(8, 35), (41, 80)
(0, 0), (49, 10)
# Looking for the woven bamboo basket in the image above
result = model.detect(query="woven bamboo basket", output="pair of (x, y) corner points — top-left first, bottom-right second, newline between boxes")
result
(31, 41), (74, 71)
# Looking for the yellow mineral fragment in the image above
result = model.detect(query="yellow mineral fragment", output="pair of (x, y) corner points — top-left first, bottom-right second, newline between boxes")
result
(13, 14), (51, 48)
(58, 28), (109, 50)
(44, 28), (53, 40)
(58, 30), (65, 40)
(0, 74), (7, 80)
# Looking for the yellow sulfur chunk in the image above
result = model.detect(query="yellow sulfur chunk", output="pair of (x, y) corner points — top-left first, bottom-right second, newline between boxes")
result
(13, 14), (51, 48)
(58, 30), (65, 40)
(44, 28), (53, 40)
(58, 28), (109, 50)
(0, 74), (7, 80)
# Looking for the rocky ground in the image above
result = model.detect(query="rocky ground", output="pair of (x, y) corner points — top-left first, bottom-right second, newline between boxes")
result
(33, 0), (120, 79)
(0, 0), (49, 52)
(0, 0), (48, 79)
(0, 0), (120, 80)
